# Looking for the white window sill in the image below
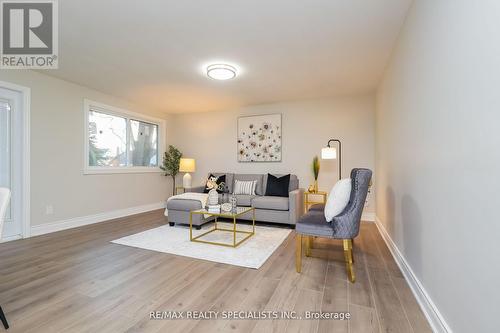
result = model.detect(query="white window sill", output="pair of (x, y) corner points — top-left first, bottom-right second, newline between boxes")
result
(84, 167), (164, 175)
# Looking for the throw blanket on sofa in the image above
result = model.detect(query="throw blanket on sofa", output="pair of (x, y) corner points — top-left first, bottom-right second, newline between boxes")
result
(164, 192), (209, 217)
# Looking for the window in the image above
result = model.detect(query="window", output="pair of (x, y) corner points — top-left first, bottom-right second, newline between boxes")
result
(84, 100), (164, 174)
(129, 119), (158, 167)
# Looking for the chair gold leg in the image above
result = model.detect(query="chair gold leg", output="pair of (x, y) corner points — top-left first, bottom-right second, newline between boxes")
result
(296, 234), (302, 273)
(305, 236), (312, 257)
(351, 238), (355, 263)
(343, 239), (356, 283)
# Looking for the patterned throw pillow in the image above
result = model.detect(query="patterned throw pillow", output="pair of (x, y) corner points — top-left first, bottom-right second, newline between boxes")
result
(233, 180), (257, 195)
(204, 174), (226, 193)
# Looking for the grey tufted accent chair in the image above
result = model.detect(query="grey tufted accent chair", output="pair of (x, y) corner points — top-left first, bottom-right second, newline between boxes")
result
(295, 168), (372, 283)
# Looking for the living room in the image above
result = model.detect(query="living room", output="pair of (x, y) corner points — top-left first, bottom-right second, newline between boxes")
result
(0, 1), (497, 332)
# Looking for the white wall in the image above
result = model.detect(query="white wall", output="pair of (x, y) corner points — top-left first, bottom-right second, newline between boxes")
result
(172, 95), (375, 213)
(0, 70), (173, 227)
(376, 1), (500, 332)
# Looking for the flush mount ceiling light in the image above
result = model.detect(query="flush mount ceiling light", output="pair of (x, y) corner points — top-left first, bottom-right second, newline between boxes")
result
(206, 64), (237, 80)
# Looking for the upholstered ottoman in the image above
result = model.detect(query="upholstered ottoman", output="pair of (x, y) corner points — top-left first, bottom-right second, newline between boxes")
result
(166, 198), (214, 230)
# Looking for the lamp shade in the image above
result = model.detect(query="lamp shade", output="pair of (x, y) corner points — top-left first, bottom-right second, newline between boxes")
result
(321, 147), (337, 160)
(179, 158), (196, 172)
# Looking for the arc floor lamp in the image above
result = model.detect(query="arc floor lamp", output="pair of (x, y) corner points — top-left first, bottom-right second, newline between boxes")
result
(321, 139), (342, 180)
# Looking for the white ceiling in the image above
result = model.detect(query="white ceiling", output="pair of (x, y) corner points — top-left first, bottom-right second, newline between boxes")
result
(48, 0), (412, 113)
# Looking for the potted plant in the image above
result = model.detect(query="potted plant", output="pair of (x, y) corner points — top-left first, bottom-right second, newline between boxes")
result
(160, 145), (182, 195)
(312, 156), (320, 193)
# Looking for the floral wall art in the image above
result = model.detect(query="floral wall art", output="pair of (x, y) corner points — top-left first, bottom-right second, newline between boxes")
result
(237, 114), (282, 162)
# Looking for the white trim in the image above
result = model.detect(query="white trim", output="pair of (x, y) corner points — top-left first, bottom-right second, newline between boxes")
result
(361, 212), (375, 222)
(83, 99), (166, 175)
(83, 167), (163, 175)
(31, 201), (167, 237)
(0, 80), (31, 239)
(0, 234), (22, 243)
(374, 216), (452, 333)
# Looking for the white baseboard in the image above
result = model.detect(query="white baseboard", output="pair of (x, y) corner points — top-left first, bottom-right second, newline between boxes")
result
(0, 234), (23, 243)
(361, 212), (375, 222)
(374, 216), (451, 333)
(31, 201), (167, 237)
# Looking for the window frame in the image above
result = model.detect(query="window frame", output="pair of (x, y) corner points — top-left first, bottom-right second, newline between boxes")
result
(83, 99), (165, 175)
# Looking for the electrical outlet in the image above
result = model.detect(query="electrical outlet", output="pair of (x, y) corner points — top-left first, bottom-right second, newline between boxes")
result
(45, 205), (54, 215)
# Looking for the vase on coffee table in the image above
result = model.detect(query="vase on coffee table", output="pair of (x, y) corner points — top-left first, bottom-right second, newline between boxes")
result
(208, 189), (218, 206)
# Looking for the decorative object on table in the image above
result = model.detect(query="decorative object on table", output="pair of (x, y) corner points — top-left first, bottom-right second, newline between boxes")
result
(207, 204), (221, 213)
(312, 155), (320, 193)
(221, 202), (232, 212)
(324, 178), (351, 222)
(265, 174), (290, 197)
(304, 191), (328, 213)
(204, 174), (226, 193)
(321, 138), (342, 180)
(208, 189), (219, 206)
(230, 195), (237, 212)
(0, 188), (11, 330)
(233, 180), (257, 195)
(179, 158), (196, 188)
(307, 184), (315, 193)
(160, 145), (183, 195)
(237, 114), (282, 162)
(205, 175), (225, 206)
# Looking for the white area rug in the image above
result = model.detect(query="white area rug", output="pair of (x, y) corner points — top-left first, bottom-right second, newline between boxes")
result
(111, 222), (291, 269)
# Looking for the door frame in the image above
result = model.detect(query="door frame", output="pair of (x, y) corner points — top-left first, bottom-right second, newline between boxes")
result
(0, 80), (31, 240)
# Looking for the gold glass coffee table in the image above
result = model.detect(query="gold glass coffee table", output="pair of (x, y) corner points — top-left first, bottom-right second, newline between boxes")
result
(189, 206), (255, 248)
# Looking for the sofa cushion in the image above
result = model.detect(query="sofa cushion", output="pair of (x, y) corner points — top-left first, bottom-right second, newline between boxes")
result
(235, 194), (256, 207)
(265, 174), (290, 197)
(252, 196), (289, 211)
(167, 198), (203, 211)
(234, 174), (264, 195)
(203, 174), (226, 193)
(263, 174), (298, 193)
(233, 180), (257, 195)
(208, 173), (234, 193)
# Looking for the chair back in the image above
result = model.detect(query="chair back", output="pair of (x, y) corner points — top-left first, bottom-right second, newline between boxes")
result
(331, 168), (372, 239)
(0, 187), (11, 240)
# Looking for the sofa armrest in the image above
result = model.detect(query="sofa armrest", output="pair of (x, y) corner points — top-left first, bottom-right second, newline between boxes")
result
(289, 188), (305, 224)
(185, 186), (205, 193)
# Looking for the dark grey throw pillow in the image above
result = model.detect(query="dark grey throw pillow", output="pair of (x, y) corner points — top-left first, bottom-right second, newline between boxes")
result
(265, 174), (290, 197)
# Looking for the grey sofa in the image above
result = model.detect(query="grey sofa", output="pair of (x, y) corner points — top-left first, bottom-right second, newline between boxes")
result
(166, 173), (304, 228)
(295, 168), (372, 283)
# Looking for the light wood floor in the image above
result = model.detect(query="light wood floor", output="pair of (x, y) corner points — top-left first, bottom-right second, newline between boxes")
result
(0, 209), (431, 333)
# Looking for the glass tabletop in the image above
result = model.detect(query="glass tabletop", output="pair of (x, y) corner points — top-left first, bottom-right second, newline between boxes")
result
(191, 206), (254, 217)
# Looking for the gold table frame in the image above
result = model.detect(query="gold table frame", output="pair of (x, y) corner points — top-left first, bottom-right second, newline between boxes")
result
(189, 207), (256, 248)
(304, 191), (328, 213)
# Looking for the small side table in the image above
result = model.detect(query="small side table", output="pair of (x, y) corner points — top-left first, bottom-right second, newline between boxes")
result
(304, 191), (327, 213)
(175, 186), (185, 195)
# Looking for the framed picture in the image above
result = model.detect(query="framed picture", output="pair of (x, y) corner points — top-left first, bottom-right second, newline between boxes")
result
(237, 114), (282, 162)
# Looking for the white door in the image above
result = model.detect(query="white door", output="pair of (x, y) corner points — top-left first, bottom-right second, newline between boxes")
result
(0, 87), (23, 240)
